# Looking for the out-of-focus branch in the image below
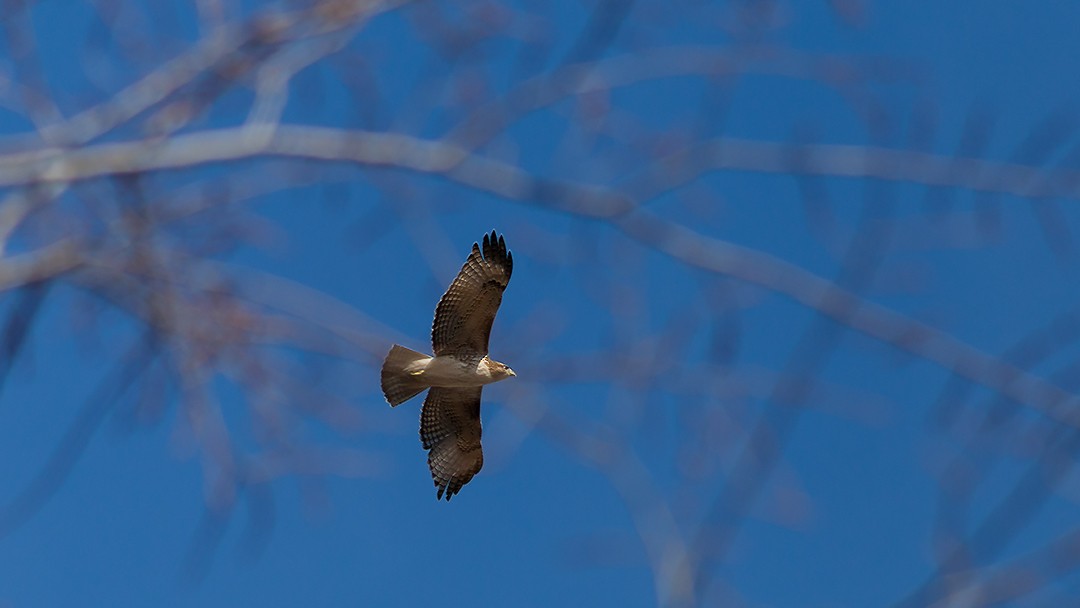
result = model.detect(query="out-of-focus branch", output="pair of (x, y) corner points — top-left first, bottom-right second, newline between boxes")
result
(0, 240), (84, 289)
(7, 127), (1080, 206)
(686, 196), (900, 598)
(1, 125), (1076, 433)
(504, 386), (695, 608)
(448, 46), (918, 150)
(615, 213), (1080, 428)
(0, 0), (410, 151)
(0, 333), (157, 539)
(1, 1), (1078, 601)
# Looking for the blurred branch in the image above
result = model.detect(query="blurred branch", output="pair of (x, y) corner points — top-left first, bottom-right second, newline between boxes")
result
(8, 127), (1080, 205)
(688, 194), (898, 598)
(0, 240), (83, 289)
(0, 333), (156, 539)
(0, 280), (48, 397)
(2, 1), (1079, 603)
(616, 212), (1080, 430)
(4, 120), (1078, 479)
(448, 46), (917, 150)
(0, 0), (409, 151)
(505, 386), (695, 607)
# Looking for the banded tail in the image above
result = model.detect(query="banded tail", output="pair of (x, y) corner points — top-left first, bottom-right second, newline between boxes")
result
(381, 345), (430, 406)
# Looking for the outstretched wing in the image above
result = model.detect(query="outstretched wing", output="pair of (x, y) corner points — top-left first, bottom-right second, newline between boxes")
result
(431, 231), (513, 357)
(420, 386), (484, 500)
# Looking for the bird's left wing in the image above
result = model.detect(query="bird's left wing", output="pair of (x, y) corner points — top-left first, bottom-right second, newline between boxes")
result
(420, 386), (484, 500)
(431, 231), (512, 357)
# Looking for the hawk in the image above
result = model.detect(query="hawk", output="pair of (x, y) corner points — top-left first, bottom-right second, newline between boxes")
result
(380, 230), (515, 500)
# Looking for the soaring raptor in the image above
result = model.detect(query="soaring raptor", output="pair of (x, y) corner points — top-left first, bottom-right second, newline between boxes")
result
(381, 231), (515, 500)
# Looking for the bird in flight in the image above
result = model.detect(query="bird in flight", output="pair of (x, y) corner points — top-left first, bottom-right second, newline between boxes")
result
(381, 231), (515, 500)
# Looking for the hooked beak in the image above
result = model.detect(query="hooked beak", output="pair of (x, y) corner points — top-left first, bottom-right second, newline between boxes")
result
(507, 368), (516, 377)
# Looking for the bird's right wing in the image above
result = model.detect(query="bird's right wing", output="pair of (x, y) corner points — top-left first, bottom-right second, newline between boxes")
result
(420, 386), (484, 500)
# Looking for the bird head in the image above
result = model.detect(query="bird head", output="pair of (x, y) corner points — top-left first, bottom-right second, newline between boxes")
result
(489, 359), (516, 381)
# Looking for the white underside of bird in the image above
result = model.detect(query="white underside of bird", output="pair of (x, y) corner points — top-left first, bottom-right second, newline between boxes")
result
(381, 344), (515, 406)
(402, 352), (515, 387)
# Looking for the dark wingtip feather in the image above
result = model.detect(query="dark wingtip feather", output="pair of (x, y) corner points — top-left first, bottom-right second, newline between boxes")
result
(469, 230), (512, 284)
(436, 479), (456, 501)
(478, 230), (510, 264)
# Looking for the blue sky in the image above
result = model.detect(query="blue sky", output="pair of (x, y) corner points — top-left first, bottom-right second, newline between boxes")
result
(3, 1), (1080, 607)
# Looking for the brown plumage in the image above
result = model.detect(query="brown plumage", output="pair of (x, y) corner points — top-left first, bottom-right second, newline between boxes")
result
(380, 231), (515, 500)
(431, 231), (513, 356)
(422, 387), (483, 500)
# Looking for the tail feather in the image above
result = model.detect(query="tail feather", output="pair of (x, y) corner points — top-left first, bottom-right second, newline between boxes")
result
(381, 345), (430, 406)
